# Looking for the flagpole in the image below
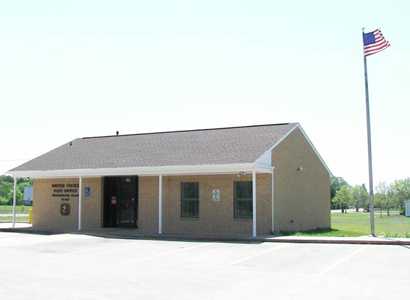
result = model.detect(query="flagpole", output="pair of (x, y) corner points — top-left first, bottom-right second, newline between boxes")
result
(362, 28), (376, 237)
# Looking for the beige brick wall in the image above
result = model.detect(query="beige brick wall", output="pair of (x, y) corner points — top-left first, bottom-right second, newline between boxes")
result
(272, 128), (331, 232)
(32, 175), (272, 236)
(32, 177), (102, 232)
(160, 174), (272, 236)
(137, 176), (159, 234)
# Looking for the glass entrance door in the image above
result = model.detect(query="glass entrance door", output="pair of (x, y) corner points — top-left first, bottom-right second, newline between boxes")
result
(103, 176), (138, 228)
(117, 176), (138, 227)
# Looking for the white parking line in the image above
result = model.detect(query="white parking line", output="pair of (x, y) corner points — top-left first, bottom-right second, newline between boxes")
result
(315, 245), (367, 276)
(231, 243), (290, 265)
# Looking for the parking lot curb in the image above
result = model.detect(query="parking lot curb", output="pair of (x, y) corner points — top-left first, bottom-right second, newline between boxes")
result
(261, 237), (410, 246)
(2, 228), (409, 246)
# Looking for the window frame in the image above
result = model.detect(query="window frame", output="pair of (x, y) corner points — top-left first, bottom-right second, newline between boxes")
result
(180, 182), (200, 219)
(233, 181), (253, 219)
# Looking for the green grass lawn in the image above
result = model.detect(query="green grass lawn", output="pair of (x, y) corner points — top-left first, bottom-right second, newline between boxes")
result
(284, 211), (410, 238)
(0, 216), (29, 223)
(0, 205), (31, 223)
(0, 205), (31, 214)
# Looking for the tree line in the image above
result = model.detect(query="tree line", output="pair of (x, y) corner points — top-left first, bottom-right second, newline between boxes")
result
(0, 176), (32, 206)
(331, 176), (410, 215)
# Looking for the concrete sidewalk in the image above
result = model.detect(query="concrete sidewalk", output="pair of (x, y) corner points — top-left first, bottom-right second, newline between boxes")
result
(83, 230), (410, 246)
(0, 223), (32, 229)
(1, 226), (409, 246)
(263, 235), (410, 246)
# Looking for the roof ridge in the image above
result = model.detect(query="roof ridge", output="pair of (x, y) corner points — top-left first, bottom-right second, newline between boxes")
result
(82, 123), (293, 140)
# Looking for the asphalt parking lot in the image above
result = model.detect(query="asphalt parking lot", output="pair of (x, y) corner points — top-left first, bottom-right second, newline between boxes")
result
(0, 232), (409, 300)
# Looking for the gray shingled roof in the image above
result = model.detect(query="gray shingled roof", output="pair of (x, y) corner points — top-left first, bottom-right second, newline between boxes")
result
(11, 123), (297, 171)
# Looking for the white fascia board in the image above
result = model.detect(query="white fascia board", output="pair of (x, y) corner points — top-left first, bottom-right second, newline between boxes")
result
(253, 123), (332, 176)
(254, 148), (272, 167)
(254, 164), (274, 173)
(8, 163), (259, 179)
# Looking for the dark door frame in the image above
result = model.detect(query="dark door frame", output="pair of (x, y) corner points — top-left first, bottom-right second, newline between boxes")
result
(103, 176), (139, 228)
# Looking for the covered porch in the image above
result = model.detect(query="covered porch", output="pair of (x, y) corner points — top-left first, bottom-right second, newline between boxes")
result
(9, 163), (275, 238)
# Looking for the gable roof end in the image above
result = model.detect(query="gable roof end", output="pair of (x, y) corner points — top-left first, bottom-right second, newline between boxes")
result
(254, 123), (331, 175)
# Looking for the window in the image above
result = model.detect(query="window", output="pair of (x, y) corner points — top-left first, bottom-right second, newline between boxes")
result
(234, 181), (253, 218)
(181, 182), (199, 218)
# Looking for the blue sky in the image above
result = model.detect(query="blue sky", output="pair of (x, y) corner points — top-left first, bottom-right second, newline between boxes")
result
(1, 0), (409, 186)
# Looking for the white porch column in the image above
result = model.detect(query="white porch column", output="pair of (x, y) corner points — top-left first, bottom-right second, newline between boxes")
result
(12, 176), (17, 228)
(271, 167), (275, 233)
(252, 170), (257, 238)
(158, 175), (163, 234)
(78, 176), (83, 231)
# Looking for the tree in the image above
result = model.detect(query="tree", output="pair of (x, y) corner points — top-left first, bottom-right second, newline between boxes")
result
(386, 188), (400, 216)
(17, 180), (31, 205)
(330, 176), (349, 199)
(0, 180), (13, 205)
(0, 175), (13, 183)
(375, 182), (400, 216)
(330, 176), (350, 210)
(390, 178), (410, 214)
(375, 182), (389, 216)
(351, 184), (369, 212)
(332, 185), (353, 213)
(0, 176), (30, 205)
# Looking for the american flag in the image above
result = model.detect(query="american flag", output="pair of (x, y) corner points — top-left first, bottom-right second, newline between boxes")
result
(363, 29), (390, 57)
